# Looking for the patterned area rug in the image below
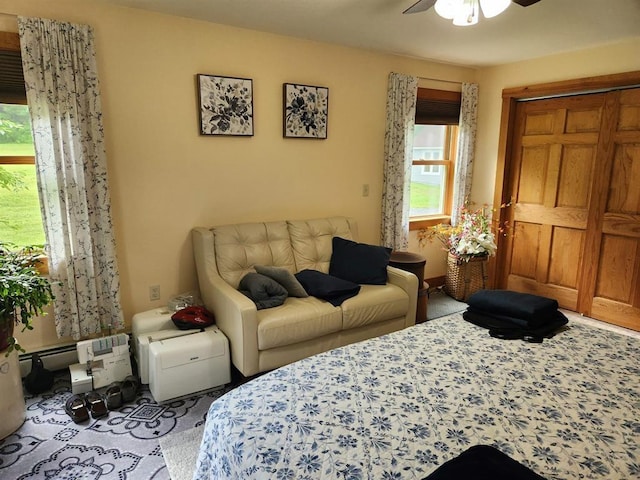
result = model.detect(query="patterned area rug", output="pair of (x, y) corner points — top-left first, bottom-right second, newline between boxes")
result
(0, 371), (231, 479)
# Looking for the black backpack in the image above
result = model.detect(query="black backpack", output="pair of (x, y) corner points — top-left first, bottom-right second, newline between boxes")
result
(24, 353), (54, 394)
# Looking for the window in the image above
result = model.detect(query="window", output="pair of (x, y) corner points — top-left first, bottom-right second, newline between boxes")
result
(0, 32), (45, 247)
(410, 88), (461, 230)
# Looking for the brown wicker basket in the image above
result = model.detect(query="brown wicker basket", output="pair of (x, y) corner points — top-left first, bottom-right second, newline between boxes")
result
(444, 252), (488, 301)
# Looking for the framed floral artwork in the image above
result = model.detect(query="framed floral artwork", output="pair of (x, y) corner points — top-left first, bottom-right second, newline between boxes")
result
(283, 83), (329, 139)
(198, 74), (254, 136)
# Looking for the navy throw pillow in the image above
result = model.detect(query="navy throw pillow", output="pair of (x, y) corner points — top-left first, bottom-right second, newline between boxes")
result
(329, 237), (391, 285)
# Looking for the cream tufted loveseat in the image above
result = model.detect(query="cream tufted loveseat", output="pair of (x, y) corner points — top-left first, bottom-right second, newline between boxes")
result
(192, 217), (418, 377)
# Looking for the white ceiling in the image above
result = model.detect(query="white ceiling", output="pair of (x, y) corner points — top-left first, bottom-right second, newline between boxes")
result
(101, 0), (640, 67)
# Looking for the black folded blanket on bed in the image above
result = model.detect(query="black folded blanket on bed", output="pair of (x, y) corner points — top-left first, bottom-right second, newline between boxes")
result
(295, 269), (361, 306)
(467, 289), (558, 324)
(463, 308), (568, 342)
(423, 445), (547, 480)
(463, 290), (567, 342)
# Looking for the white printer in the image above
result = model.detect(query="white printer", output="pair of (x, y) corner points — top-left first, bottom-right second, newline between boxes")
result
(149, 328), (230, 403)
(132, 308), (230, 403)
(132, 307), (177, 384)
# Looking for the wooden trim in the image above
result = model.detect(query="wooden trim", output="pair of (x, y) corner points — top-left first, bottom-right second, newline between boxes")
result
(412, 160), (450, 166)
(34, 255), (49, 276)
(0, 156), (35, 165)
(425, 275), (446, 288)
(417, 88), (461, 102)
(502, 70), (640, 100)
(0, 93), (27, 105)
(0, 32), (20, 52)
(445, 125), (457, 216)
(490, 96), (518, 288)
(410, 215), (450, 231)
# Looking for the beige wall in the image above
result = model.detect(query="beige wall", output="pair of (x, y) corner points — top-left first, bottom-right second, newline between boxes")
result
(3, 0), (476, 350)
(472, 38), (640, 206)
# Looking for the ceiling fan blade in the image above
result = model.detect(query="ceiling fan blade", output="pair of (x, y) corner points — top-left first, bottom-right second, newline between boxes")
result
(403, 0), (437, 15)
(512, 0), (542, 6)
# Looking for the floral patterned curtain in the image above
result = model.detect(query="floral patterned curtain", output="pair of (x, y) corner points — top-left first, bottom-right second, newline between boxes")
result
(381, 72), (418, 250)
(18, 17), (124, 340)
(451, 82), (479, 225)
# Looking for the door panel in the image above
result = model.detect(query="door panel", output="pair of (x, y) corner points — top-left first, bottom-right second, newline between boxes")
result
(619, 89), (640, 130)
(518, 146), (548, 203)
(608, 145), (640, 213)
(505, 95), (604, 310)
(590, 89), (640, 327)
(548, 227), (584, 289)
(557, 145), (594, 208)
(524, 112), (555, 135)
(565, 108), (602, 133)
(595, 235), (637, 303)
(510, 222), (539, 279)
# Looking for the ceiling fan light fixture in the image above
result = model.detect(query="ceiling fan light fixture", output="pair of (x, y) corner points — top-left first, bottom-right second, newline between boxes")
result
(452, 0), (479, 26)
(434, 0), (462, 20)
(479, 0), (511, 18)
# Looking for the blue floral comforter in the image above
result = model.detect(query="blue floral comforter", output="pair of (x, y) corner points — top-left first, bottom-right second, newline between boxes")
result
(193, 314), (640, 479)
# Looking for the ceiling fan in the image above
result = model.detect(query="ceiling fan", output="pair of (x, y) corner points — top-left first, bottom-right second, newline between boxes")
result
(403, 0), (541, 16)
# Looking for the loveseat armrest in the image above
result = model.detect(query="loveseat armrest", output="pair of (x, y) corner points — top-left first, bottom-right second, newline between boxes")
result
(386, 265), (419, 328)
(192, 227), (260, 376)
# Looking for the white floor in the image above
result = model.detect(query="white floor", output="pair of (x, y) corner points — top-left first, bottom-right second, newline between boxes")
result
(562, 309), (640, 339)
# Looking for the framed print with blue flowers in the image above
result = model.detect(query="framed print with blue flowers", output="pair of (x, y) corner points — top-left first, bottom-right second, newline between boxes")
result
(198, 74), (253, 136)
(283, 83), (329, 139)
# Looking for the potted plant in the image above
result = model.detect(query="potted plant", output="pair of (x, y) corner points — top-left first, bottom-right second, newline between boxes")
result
(419, 203), (511, 301)
(1, 242), (54, 354)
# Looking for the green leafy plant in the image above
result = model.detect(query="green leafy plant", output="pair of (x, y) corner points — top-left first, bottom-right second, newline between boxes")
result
(0, 242), (54, 354)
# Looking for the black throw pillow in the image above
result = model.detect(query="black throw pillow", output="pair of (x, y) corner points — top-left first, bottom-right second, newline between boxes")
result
(329, 237), (391, 285)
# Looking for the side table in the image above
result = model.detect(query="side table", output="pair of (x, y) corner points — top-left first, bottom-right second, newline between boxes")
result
(389, 251), (429, 323)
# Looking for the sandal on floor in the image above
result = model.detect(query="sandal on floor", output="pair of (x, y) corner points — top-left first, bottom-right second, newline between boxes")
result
(65, 394), (89, 423)
(121, 375), (139, 403)
(85, 391), (108, 418)
(104, 382), (123, 410)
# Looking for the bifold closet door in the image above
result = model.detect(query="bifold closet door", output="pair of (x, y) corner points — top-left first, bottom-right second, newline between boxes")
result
(500, 88), (640, 331)
(583, 88), (640, 330)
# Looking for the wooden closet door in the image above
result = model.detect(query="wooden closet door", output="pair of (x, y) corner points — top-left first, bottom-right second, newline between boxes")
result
(585, 89), (640, 329)
(501, 89), (640, 330)
(503, 94), (605, 310)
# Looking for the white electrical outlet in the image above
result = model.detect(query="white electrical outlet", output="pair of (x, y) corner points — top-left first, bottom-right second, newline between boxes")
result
(149, 285), (161, 301)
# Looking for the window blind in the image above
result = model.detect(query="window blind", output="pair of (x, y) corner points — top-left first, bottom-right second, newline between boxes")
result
(0, 32), (26, 104)
(415, 87), (461, 125)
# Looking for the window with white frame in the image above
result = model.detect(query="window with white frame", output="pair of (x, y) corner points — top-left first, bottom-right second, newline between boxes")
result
(0, 33), (45, 248)
(410, 88), (461, 228)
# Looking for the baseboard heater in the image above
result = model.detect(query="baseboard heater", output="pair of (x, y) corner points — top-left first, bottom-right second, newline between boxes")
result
(19, 344), (78, 378)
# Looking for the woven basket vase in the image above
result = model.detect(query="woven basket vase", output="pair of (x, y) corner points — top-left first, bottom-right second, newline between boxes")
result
(444, 252), (488, 302)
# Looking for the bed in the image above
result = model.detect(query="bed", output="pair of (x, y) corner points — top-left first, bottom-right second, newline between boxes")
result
(193, 313), (640, 479)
